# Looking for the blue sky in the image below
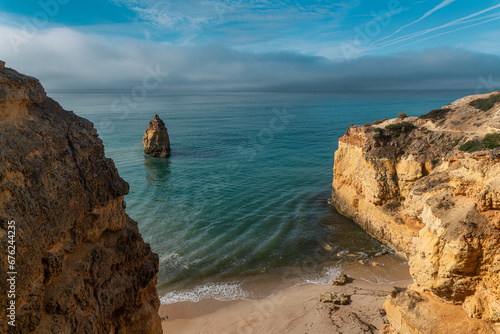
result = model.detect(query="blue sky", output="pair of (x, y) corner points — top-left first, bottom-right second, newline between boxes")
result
(0, 0), (499, 91)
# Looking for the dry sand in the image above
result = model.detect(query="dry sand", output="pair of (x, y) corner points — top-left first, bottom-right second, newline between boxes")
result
(160, 264), (413, 334)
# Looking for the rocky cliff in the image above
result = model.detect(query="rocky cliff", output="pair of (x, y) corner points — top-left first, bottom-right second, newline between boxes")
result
(0, 64), (162, 333)
(331, 91), (500, 333)
(143, 114), (170, 158)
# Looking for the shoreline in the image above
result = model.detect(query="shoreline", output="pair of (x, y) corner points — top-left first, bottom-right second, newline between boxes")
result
(160, 261), (413, 333)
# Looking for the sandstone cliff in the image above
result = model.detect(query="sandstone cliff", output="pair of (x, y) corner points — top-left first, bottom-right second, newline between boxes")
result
(0, 63), (162, 333)
(331, 91), (500, 333)
(143, 114), (170, 158)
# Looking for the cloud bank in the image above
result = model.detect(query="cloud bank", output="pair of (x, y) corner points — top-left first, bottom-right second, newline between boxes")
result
(1, 25), (499, 93)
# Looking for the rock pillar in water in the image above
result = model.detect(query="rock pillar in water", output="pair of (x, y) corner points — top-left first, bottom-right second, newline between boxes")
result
(143, 114), (171, 157)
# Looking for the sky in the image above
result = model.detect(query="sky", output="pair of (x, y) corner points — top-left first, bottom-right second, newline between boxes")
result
(0, 0), (500, 92)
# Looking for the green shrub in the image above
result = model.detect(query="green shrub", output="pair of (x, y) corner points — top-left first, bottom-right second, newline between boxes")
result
(398, 112), (407, 119)
(385, 122), (415, 136)
(459, 140), (482, 152)
(483, 133), (500, 149)
(372, 120), (382, 125)
(452, 137), (463, 147)
(469, 93), (500, 111)
(458, 133), (500, 152)
(419, 108), (453, 120)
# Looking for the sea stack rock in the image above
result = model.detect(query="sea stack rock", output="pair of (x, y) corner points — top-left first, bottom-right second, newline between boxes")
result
(143, 114), (171, 157)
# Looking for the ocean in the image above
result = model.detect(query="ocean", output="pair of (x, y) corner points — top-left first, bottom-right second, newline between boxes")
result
(51, 90), (471, 304)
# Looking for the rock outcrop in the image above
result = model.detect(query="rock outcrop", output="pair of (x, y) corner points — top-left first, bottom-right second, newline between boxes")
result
(0, 63), (162, 333)
(331, 91), (500, 333)
(143, 114), (170, 158)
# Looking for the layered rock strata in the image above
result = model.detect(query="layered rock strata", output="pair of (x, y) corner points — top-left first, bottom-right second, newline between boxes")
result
(143, 114), (170, 158)
(0, 63), (162, 333)
(331, 91), (500, 333)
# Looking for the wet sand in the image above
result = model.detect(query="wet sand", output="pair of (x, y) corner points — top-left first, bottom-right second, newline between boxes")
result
(160, 262), (413, 333)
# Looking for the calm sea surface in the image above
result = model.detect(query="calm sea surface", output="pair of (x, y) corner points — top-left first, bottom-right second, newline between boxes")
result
(51, 90), (471, 303)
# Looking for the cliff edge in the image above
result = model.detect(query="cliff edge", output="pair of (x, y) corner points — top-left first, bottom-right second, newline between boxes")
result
(0, 64), (162, 333)
(331, 92), (500, 333)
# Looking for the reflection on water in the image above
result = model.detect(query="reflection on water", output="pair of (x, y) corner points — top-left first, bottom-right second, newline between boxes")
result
(144, 156), (171, 186)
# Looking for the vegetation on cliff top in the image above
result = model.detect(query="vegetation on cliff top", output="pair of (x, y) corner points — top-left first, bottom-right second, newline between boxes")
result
(459, 133), (500, 152)
(483, 133), (500, 148)
(452, 137), (463, 147)
(418, 108), (453, 121)
(385, 122), (416, 136)
(469, 93), (500, 111)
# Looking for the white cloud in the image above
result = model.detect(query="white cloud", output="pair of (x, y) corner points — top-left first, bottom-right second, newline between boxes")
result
(112, 0), (251, 30)
(1, 25), (499, 93)
(110, 0), (356, 46)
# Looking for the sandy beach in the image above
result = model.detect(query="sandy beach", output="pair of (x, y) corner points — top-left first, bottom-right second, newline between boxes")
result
(160, 263), (413, 333)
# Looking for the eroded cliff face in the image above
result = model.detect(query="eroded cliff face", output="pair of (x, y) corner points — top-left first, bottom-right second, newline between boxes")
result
(331, 92), (500, 333)
(0, 64), (162, 333)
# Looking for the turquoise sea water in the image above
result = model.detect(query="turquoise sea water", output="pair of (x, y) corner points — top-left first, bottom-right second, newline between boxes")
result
(52, 90), (471, 303)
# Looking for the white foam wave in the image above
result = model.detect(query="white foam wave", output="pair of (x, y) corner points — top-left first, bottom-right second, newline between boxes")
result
(304, 266), (342, 285)
(160, 282), (249, 304)
(159, 252), (181, 264)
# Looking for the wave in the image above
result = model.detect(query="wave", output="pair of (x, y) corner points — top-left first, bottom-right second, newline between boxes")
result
(160, 266), (343, 305)
(304, 266), (342, 285)
(160, 282), (250, 304)
(159, 252), (181, 264)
